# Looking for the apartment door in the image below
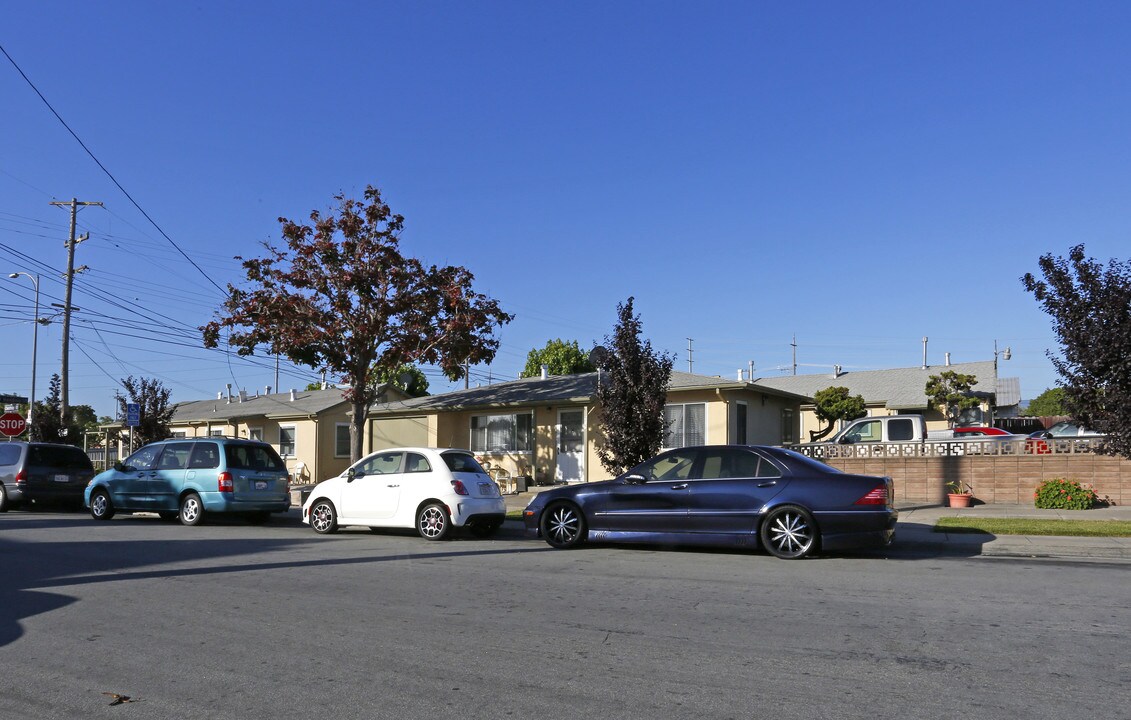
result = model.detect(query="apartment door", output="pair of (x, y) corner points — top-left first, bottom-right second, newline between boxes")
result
(555, 409), (585, 483)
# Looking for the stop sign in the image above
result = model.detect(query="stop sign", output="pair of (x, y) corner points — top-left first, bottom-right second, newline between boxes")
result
(0, 412), (27, 437)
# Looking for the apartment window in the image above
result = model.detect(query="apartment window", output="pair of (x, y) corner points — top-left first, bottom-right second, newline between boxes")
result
(171, 431), (187, 439)
(209, 429), (224, 438)
(279, 425), (296, 457)
(664, 403), (705, 448)
(335, 423), (351, 458)
(470, 413), (534, 453)
(735, 402), (748, 445)
(248, 427), (264, 442)
(781, 408), (796, 444)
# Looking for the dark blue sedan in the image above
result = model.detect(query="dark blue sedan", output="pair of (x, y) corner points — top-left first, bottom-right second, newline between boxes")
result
(523, 445), (897, 559)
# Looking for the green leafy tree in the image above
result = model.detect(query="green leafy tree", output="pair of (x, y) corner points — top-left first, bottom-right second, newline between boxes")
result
(1023, 244), (1131, 457)
(116, 376), (174, 451)
(30, 374), (83, 445)
(520, 339), (595, 378)
(810, 386), (867, 442)
(376, 364), (429, 398)
(594, 297), (674, 475)
(925, 370), (979, 427)
(202, 184), (512, 462)
(1026, 387), (1067, 417)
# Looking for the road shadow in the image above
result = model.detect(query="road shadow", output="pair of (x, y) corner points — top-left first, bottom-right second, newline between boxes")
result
(0, 514), (548, 648)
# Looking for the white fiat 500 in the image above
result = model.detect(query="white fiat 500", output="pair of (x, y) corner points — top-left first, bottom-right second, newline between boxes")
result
(302, 448), (506, 540)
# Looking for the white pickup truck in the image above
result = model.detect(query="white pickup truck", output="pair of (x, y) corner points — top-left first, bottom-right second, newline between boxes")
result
(829, 415), (927, 444)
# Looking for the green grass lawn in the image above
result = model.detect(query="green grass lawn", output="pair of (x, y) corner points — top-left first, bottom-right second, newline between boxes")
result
(935, 517), (1131, 537)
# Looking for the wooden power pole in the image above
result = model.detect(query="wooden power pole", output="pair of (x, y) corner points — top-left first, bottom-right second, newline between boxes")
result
(50, 197), (102, 425)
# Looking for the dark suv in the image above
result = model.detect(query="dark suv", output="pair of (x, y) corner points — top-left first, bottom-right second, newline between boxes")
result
(84, 437), (291, 525)
(0, 441), (97, 511)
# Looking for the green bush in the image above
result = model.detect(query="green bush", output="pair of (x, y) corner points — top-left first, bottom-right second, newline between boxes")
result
(1033, 478), (1098, 510)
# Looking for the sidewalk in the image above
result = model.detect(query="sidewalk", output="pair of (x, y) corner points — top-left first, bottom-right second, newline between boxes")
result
(502, 489), (1131, 561)
(894, 502), (1131, 561)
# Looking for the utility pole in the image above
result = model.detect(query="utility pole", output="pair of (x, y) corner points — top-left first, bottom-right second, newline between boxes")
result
(686, 338), (694, 373)
(791, 335), (797, 375)
(50, 198), (102, 424)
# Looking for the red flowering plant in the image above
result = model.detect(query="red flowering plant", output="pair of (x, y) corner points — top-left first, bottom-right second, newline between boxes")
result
(1033, 478), (1098, 510)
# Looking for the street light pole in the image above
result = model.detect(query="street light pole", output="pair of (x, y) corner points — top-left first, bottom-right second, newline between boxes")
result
(8, 272), (40, 441)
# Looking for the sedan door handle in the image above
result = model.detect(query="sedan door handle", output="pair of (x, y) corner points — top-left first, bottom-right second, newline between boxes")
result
(671, 483), (689, 490)
(757, 481), (778, 488)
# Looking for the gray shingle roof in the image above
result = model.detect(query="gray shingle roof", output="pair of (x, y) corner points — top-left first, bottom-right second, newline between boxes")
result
(171, 388), (352, 423)
(369, 369), (807, 414)
(754, 361), (1004, 410)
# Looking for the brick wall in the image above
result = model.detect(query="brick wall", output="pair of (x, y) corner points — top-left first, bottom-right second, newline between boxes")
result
(826, 454), (1131, 506)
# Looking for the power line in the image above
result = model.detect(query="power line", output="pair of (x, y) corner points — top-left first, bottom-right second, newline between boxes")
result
(0, 42), (227, 295)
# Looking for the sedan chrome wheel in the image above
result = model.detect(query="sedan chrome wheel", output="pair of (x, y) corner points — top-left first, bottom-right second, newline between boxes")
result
(541, 502), (586, 549)
(760, 505), (816, 559)
(310, 500), (338, 534)
(417, 503), (450, 540)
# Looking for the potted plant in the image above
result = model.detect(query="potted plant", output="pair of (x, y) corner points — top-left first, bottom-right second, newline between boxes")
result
(946, 479), (974, 508)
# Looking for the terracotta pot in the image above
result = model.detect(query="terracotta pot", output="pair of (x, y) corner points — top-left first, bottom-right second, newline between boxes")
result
(948, 493), (973, 508)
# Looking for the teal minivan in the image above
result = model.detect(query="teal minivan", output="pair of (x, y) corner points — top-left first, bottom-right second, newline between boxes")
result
(85, 437), (291, 525)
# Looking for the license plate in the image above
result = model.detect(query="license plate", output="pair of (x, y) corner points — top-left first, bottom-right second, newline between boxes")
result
(478, 482), (494, 495)
(255, 481), (268, 490)
(54, 474), (70, 483)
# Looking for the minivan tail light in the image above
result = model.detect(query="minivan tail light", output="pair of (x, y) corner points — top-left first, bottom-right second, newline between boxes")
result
(451, 479), (469, 496)
(15, 468), (27, 485)
(854, 485), (889, 506)
(218, 471), (234, 493)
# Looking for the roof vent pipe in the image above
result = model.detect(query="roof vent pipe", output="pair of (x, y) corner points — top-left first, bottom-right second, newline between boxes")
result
(266, 386), (272, 395)
(945, 352), (951, 366)
(921, 336), (929, 369)
(737, 369), (744, 382)
(217, 391), (223, 400)
(290, 389), (296, 402)
(833, 364), (842, 377)
(541, 364), (549, 380)
(226, 383), (232, 403)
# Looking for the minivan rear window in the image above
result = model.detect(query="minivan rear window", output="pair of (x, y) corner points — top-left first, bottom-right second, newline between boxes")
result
(225, 444), (287, 472)
(0, 445), (22, 466)
(28, 445), (94, 470)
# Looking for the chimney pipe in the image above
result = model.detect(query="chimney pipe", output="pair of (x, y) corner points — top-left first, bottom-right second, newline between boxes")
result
(945, 352), (951, 366)
(921, 337), (928, 369)
(737, 369), (744, 382)
(540, 364), (548, 380)
(289, 389), (296, 402)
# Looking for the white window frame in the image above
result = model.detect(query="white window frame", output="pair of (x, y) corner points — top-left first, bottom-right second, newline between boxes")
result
(279, 425), (297, 457)
(334, 423), (351, 458)
(664, 403), (707, 449)
(469, 412), (534, 453)
(248, 426), (264, 442)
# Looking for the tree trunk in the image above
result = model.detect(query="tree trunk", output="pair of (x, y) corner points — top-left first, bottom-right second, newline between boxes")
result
(350, 399), (369, 464)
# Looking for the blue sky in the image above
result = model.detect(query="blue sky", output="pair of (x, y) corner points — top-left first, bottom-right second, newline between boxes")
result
(2, 1), (1129, 417)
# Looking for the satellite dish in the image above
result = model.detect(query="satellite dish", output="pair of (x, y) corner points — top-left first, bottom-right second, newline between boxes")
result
(588, 346), (610, 368)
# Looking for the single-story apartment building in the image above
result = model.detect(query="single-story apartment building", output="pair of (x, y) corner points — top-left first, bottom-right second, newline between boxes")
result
(754, 360), (1021, 442)
(167, 385), (408, 483)
(366, 370), (808, 484)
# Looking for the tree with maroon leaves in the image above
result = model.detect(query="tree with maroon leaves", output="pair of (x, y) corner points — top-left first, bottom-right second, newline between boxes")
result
(1022, 244), (1131, 459)
(593, 297), (674, 475)
(201, 185), (512, 462)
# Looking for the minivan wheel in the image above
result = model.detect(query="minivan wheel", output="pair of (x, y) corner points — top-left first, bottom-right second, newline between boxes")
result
(89, 490), (115, 520)
(179, 493), (205, 526)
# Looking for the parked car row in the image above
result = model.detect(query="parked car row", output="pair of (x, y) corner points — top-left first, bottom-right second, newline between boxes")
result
(3, 436), (898, 560)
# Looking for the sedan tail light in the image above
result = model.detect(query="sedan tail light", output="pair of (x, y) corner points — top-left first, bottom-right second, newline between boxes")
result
(451, 479), (469, 496)
(854, 485), (889, 506)
(218, 471), (234, 493)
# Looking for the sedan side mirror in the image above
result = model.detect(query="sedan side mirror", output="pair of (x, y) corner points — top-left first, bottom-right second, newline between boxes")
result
(623, 473), (647, 485)
(346, 467), (357, 482)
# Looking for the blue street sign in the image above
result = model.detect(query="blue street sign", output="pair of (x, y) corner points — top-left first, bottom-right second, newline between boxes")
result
(126, 403), (140, 427)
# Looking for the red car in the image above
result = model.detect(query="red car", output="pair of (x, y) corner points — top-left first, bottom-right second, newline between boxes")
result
(952, 427), (1013, 437)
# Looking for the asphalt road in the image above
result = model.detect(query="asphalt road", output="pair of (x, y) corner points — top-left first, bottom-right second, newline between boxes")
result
(2, 509), (1129, 720)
